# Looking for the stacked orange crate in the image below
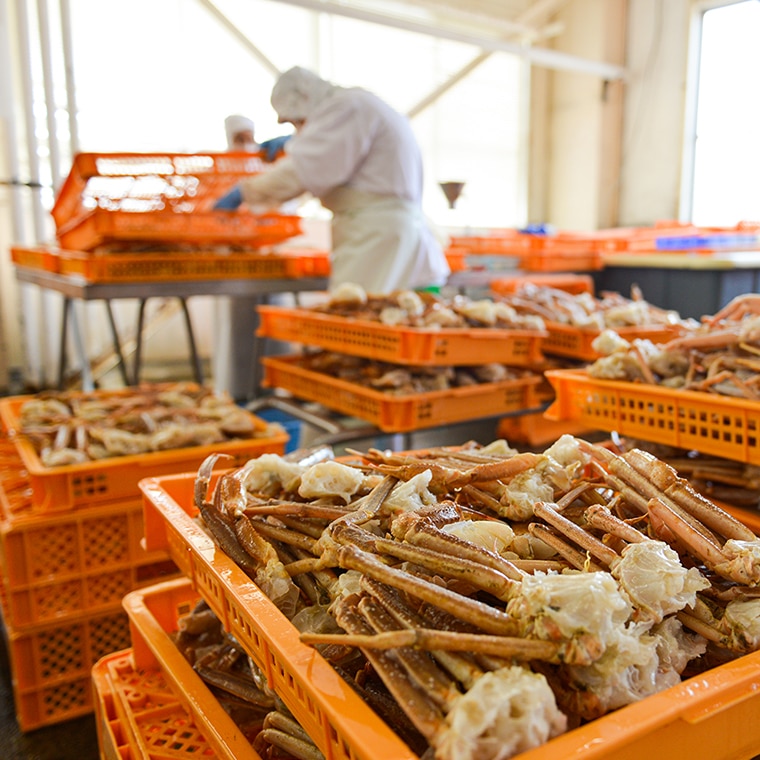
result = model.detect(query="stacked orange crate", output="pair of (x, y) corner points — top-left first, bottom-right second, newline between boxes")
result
(0, 387), (289, 730)
(256, 304), (548, 433)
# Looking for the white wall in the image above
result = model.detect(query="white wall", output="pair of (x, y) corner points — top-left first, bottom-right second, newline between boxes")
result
(618, 0), (692, 226)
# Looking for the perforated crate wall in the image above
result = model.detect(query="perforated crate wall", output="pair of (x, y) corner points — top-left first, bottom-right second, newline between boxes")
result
(9, 606), (131, 730)
(0, 497), (167, 588)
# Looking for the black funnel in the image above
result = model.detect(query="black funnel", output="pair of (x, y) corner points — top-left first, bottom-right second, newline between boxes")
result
(439, 181), (465, 209)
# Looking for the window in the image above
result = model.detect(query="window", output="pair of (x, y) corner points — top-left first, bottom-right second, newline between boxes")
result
(685, 0), (760, 226)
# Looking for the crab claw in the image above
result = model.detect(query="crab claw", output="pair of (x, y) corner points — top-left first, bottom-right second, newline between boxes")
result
(194, 452), (232, 510)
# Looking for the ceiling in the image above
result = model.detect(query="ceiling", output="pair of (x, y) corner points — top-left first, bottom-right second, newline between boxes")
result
(261, 0), (627, 79)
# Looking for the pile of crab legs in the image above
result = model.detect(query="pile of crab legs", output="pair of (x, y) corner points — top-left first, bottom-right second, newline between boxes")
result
(193, 435), (760, 760)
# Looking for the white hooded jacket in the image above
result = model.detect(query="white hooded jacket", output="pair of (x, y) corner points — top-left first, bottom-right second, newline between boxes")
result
(240, 67), (450, 294)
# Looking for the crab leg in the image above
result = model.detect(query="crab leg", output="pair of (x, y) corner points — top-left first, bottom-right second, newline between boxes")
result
(332, 596), (445, 743)
(364, 533), (519, 602)
(361, 577), (485, 688)
(336, 545), (520, 636)
(621, 448), (755, 541)
(533, 501), (619, 568)
(302, 625), (577, 663)
(527, 523), (606, 572)
(392, 516), (525, 581)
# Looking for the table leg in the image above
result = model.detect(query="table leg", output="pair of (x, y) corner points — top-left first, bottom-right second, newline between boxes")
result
(133, 298), (148, 384)
(57, 297), (70, 389)
(68, 301), (94, 391)
(103, 300), (131, 386)
(178, 297), (204, 385)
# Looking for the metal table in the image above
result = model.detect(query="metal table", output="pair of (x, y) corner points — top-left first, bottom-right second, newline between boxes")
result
(595, 250), (760, 319)
(14, 267), (329, 393)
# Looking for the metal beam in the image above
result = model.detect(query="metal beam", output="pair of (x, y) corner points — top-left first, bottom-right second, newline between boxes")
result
(264, 0), (627, 80)
(196, 0), (281, 77)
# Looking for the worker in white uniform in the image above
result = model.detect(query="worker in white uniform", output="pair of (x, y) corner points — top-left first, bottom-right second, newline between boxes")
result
(212, 114), (293, 400)
(215, 67), (450, 294)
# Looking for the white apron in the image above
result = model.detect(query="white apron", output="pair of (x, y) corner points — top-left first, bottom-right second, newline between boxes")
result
(321, 187), (450, 294)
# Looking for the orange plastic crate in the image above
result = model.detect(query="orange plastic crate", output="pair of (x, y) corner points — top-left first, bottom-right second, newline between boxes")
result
(545, 368), (760, 464)
(444, 245), (468, 272)
(52, 152), (267, 226)
(10, 245), (60, 273)
(0, 491), (179, 628)
(141, 471), (760, 760)
(0, 392), (287, 512)
(51, 152), (302, 250)
(541, 322), (677, 361)
(93, 647), (262, 760)
(497, 411), (595, 447)
(118, 578), (263, 759)
(521, 248), (604, 272)
(56, 209), (303, 251)
(56, 247), (329, 283)
(490, 272), (595, 296)
(7, 605), (131, 730)
(140, 474), (421, 760)
(262, 355), (542, 432)
(257, 306), (547, 366)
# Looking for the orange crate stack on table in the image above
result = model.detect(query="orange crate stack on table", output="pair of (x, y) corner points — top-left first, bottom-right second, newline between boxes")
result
(256, 298), (549, 435)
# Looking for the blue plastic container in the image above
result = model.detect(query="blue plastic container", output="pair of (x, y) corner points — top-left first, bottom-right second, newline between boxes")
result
(255, 408), (302, 454)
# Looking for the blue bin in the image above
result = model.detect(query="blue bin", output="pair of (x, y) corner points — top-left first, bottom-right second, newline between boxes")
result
(255, 408), (302, 454)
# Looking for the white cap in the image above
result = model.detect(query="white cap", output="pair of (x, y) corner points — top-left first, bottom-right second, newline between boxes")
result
(270, 67), (334, 123)
(224, 114), (255, 148)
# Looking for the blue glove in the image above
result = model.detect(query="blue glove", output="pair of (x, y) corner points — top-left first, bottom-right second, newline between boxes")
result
(260, 135), (291, 162)
(214, 185), (243, 210)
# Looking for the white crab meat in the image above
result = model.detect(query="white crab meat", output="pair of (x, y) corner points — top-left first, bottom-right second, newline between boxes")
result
(441, 520), (515, 555)
(500, 469), (556, 521)
(241, 454), (305, 496)
(329, 282), (367, 306)
(458, 299), (497, 326)
(591, 329), (631, 356)
(565, 617), (705, 713)
(478, 439), (520, 458)
(379, 306), (408, 326)
(566, 627), (663, 712)
(714, 539), (760, 586)
(652, 616), (707, 677)
(396, 289), (425, 317)
(435, 666), (567, 760)
(298, 461), (366, 504)
(383, 470), (438, 513)
(508, 571), (632, 648)
(498, 443), (582, 521)
(723, 598), (760, 650)
(612, 541), (710, 623)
